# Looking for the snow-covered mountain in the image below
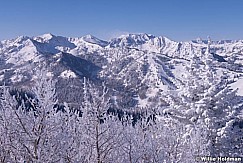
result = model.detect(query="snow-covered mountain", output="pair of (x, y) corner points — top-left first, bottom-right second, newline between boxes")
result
(1, 33), (243, 108)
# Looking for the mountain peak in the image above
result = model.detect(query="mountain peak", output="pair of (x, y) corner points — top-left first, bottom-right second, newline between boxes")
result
(14, 35), (31, 43)
(81, 34), (108, 47)
(109, 33), (171, 50)
(82, 34), (96, 39)
(38, 33), (55, 40)
(33, 33), (59, 43)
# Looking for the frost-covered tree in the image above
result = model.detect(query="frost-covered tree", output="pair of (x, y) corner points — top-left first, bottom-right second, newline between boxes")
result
(119, 112), (167, 163)
(119, 108), (209, 163)
(0, 84), (13, 162)
(0, 68), (65, 162)
(78, 78), (124, 162)
(161, 46), (242, 156)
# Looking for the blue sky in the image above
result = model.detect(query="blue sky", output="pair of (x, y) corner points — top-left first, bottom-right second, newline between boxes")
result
(0, 0), (243, 41)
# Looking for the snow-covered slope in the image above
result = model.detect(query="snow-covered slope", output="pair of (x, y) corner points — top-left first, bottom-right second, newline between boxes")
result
(231, 77), (243, 95)
(0, 36), (40, 64)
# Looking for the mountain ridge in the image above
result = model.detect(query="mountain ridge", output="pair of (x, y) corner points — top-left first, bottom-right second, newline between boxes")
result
(2, 33), (243, 59)
(3, 33), (243, 50)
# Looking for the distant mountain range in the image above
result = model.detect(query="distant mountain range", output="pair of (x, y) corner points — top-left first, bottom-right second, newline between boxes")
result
(1, 33), (243, 109)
